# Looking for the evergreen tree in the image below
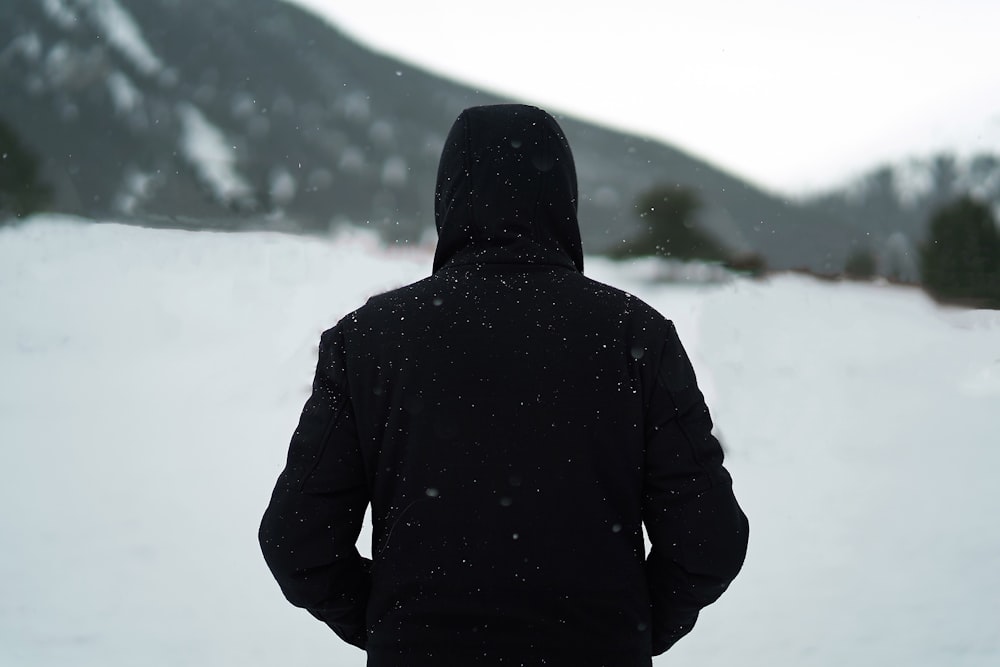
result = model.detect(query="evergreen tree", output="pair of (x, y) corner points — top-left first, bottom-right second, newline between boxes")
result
(615, 184), (730, 262)
(921, 196), (1000, 308)
(0, 118), (51, 220)
(844, 247), (878, 280)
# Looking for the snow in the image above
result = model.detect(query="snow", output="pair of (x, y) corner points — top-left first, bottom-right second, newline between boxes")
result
(2, 216), (998, 666)
(381, 156), (408, 187)
(41, 0), (79, 31)
(892, 159), (935, 208)
(106, 70), (142, 115)
(0, 32), (43, 63)
(369, 120), (394, 146)
(955, 158), (1000, 203)
(42, 42), (73, 86)
(113, 169), (157, 215)
(176, 103), (255, 209)
(84, 0), (164, 77)
(268, 167), (297, 206)
(340, 91), (371, 122)
(338, 146), (366, 173)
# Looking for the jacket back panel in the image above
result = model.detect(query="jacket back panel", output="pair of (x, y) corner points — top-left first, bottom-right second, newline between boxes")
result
(342, 262), (666, 657)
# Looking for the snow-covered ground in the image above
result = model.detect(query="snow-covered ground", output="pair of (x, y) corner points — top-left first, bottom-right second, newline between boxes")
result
(1, 216), (998, 666)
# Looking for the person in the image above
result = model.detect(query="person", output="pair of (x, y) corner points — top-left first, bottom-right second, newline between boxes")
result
(259, 104), (749, 666)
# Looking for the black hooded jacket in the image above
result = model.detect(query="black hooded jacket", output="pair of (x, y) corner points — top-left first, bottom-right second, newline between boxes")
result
(259, 105), (749, 666)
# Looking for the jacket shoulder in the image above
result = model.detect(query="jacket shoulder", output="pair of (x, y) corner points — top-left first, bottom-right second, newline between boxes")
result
(577, 274), (673, 330)
(329, 275), (437, 332)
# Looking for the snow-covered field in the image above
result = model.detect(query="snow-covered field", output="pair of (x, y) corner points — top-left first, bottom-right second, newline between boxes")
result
(1, 216), (998, 666)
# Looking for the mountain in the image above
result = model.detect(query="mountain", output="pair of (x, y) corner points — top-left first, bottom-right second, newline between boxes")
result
(2, 0), (863, 272)
(800, 152), (1000, 281)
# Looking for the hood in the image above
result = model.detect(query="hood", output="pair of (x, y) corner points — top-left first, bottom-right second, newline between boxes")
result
(432, 105), (584, 273)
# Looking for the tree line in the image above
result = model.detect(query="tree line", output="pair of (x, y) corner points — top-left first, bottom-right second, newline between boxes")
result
(0, 118), (50, 221)
(616, 183), (1000, 309)
(3, 116), (997, 309)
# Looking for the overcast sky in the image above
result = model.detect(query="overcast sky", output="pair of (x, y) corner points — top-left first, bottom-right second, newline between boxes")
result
(281, 0), (1000, 195)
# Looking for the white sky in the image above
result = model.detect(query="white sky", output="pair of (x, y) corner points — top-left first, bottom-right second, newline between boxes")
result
(282, 0), (1000, 194)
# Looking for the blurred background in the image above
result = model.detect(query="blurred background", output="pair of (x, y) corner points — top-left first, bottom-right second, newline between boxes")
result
(4, 0), (1000, 293)
(1, 1), (998, 665)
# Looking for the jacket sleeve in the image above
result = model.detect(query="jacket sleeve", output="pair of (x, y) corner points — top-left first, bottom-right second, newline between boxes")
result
(259, 326), (371, 650)
(642, 321), (749, 656)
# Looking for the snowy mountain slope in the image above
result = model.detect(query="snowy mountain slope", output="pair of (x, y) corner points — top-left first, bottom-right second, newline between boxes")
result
(1, 0), (861, 271)
(1, 0), (450, 228)
(1, 217), (998, 666)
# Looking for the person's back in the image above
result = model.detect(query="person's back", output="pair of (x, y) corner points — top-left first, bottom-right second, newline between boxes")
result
(260, 104), (748, 666)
